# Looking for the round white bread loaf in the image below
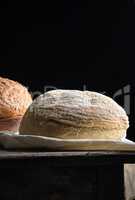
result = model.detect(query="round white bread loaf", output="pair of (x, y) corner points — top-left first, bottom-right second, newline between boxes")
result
(0, 76), (32, 132)
(19, 90), (129, 140)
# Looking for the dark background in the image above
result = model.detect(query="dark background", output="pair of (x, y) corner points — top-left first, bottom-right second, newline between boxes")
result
(0, 0), (134, 140)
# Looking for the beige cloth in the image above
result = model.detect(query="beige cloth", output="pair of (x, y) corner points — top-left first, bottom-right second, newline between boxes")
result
(125, 164), (135, 200)
(0, 132), (135, 150)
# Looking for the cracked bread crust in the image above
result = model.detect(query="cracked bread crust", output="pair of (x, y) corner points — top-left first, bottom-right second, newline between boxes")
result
(0, 77), (32, 131)
(0, 77), (32, 118)
(20, 90), (129, 140)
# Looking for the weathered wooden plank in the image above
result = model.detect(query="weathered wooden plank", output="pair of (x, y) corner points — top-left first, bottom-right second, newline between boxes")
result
(0, 150), (135, 164)
(0, 157), (125, 200)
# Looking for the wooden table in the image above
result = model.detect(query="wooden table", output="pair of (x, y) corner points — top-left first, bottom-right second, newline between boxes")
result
(0, 150), (135, 200)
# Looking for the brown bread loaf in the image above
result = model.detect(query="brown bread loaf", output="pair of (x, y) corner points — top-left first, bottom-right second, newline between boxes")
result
(0, 76), (32, 132)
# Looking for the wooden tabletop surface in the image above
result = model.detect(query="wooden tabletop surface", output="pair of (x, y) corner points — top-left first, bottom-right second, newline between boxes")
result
(0, 150), (135, 164)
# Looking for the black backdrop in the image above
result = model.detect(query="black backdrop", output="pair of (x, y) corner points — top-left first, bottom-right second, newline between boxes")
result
(0, 0), (134, 140)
